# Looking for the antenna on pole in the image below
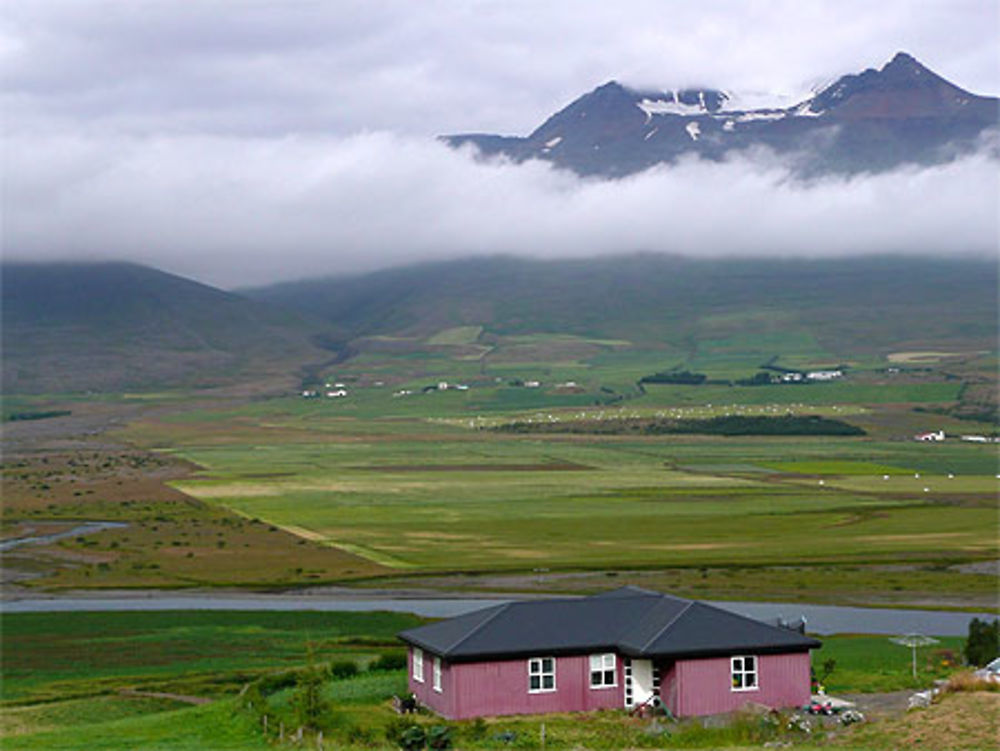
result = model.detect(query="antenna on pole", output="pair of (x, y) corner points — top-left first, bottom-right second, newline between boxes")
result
(889, 633), (939, 679)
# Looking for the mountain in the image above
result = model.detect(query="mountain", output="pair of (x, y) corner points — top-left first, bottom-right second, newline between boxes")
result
(1, 262), (332, 394)
(247, 254), (999, 357)
(444, 52), (999, 177)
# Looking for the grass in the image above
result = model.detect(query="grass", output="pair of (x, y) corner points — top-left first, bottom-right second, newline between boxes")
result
(812, 634), (966, 693)
(0, 610), (420, 703)
(833, 691), (999, 750)
(151, 419), (996, 576)
(382, 563), (998, 611)
(1, 699), (272, 751)
(0, 608), (990, 751)
(2, 449), (389, 590)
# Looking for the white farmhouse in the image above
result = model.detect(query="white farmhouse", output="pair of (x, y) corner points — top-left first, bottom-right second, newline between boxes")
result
(806, 370), (843, 381)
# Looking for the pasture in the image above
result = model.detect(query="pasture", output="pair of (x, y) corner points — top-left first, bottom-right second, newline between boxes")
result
(106, 379), (998, 607)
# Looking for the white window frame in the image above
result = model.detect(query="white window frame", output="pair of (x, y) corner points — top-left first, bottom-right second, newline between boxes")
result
(731, 655), (758, 692)
(432, 656), (442, 693)
(528, 656), (556, 693)
(412, 647), (424, 682)
(589, 653), (617, 688)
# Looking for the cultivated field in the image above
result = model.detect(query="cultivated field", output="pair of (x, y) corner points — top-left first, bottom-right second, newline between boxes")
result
(5, 333), (997, 608)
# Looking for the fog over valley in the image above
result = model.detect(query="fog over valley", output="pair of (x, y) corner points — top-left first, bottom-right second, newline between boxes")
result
(3, 1), (998, 287)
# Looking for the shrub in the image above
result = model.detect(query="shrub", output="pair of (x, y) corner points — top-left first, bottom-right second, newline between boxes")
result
(384, 716), (416, 744)
(330, 660), (360, 679)
(941, 671), (1000, 693)
(964, 618), (999, 667)
(427, 725), (453, 749)
(370, 652), (407, 672)
(465, 718), (488, 741)
(292, 665), (327, 729)
(399, 724), (426, 751)
(241, 681), (266, 716)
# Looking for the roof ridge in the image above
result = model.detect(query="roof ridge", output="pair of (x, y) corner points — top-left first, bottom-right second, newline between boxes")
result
(639, 599), (693, 652)
(442, 602), (510, 653)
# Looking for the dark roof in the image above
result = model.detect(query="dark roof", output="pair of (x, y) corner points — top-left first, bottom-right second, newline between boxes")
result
(398, 587), (820, 662)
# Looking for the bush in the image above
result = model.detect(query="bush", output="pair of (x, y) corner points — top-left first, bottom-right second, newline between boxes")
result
(427, 725), (453, 750)
(330, 660), (360, 679)
(964, 618), (999, 667)
(256, 669), (299, 695)
(370, 652), (407, 672)
(465, 718), (488, 741)
(941, 671), (1000, 693)
(241, 681), (266, 716)
(292, 665), (327, 729)
(399, 724), (426, 751)
(638, 370), (707, 385)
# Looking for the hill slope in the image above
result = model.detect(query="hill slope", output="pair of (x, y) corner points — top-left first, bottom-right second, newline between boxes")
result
(247, 254), (998, 359)
(445, 52), (999, 177)
(2, 262), (331, 394)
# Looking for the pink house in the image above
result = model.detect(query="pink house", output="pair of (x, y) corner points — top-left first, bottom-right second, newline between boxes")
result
(398, 587), (819, 719)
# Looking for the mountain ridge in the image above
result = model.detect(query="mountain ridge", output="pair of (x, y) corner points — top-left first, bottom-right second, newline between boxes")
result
(246, 253), (999, 357)
(1, 261), (333, 394)
(444, 52), (999, 176)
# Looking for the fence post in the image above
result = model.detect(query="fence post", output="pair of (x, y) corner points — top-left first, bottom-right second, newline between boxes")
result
(279, 721), (284, 741)
(262, 715), (268, 734)
(317, 730), (324, 750)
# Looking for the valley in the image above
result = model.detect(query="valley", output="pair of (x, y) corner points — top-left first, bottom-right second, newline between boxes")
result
(2, 256), (997, 751)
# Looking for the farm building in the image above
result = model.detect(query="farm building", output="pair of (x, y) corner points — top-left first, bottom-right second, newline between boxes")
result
(398, 587), (819, 719)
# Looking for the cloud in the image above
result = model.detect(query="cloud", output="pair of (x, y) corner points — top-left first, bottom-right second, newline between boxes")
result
(3, 1), (998, 139)
(2, 2), (997, 286)
(5, 131), (997, 287)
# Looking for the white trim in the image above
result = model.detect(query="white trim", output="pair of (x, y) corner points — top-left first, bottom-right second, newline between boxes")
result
(412, 647), (424, 683)
(731, 655), (759, 692)
(432, 656), (442, 693)
(589, 652), (617, 689)
(528, 656), (557, 693)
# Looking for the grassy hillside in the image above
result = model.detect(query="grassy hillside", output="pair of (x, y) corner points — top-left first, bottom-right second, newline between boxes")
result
(246, 254), (999, 357)
(2, 262), (332, 393)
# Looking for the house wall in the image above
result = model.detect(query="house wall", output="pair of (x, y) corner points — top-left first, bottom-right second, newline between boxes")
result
(409, 648), (457, 718)
(408, 647), (624, 719)
(661, 652), (811, 717)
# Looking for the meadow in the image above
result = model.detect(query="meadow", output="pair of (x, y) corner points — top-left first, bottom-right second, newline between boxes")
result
(2, 308), (997, 749)
(0, 609), (982, 751)
(6, 327), (995, 608)
(89, 364), (994, 609)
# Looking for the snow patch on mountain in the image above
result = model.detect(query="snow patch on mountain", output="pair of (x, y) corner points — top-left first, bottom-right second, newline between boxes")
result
(637, 95), (706, 119)
(733, 111), (786, 123)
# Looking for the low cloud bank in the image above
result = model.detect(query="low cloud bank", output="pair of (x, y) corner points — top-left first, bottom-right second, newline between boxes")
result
(4, 131), (997, 288)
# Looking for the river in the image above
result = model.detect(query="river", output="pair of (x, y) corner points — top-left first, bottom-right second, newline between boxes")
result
(0, 521), (128, 552)
(1, 592), (993, 636)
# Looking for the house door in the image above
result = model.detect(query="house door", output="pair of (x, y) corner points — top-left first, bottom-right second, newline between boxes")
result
(624, 658), (658, 708)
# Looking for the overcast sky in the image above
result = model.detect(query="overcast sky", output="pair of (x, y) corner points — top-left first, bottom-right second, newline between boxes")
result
(3, 0), (998, 287)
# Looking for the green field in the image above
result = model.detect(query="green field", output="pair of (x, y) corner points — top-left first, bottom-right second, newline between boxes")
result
(1, 609), (984, 751)
(130, 397), (995, 579)
(1, 610), (420, 704)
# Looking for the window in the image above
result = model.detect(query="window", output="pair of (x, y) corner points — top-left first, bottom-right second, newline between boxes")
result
(412, 648), (424, 682)
(433, 657), (442, 692)
(731, 655), (758, 691)
(590, 653), (616, 688)
(528, 657), (556, 693)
